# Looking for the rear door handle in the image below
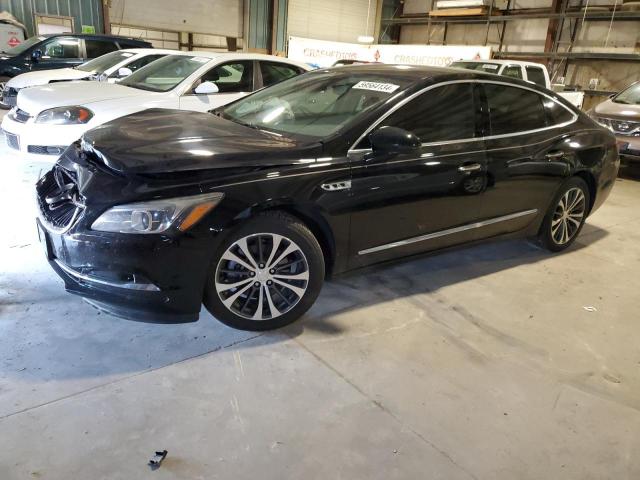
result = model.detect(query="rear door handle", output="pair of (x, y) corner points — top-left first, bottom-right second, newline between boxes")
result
(458, 163), (482, 173)
(545, 151), (565, 160)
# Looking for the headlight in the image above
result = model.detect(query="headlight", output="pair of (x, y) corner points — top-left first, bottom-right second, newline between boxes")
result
(91, 192), (224, 234)
(35, 106), (94, 125)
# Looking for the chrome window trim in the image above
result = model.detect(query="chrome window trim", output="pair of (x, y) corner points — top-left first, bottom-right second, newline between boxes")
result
(358, 209), (538, 255)
(348, 79), (578, 153)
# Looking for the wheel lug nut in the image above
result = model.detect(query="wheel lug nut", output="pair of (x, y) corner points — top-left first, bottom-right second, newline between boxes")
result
(254, 282), (260, 287)
(250, 272), (255, 277)
(267, 280), (273, 286)
(259, 263), (265, 268)
(269, 269), (275, 274)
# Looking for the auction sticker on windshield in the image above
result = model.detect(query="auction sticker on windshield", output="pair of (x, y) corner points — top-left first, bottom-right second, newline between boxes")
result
(352, 81), (400, 93)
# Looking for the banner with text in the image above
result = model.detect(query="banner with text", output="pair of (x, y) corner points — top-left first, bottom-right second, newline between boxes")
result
(288, 36), (492, 68)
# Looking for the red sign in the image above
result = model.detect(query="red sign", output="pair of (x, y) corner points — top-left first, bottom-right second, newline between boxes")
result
(7, 37), (21, 48)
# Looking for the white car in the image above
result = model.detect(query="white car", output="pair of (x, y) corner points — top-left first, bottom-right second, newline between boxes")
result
(1, 52), (310, 160)
(0, 48), (175, 108)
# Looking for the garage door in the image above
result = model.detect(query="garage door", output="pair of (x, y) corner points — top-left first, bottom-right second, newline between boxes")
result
(287, 0), (377, 43)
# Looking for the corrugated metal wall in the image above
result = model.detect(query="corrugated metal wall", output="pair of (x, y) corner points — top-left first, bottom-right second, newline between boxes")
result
(246, 0), (287, 54)
(0, 0), (104, 37)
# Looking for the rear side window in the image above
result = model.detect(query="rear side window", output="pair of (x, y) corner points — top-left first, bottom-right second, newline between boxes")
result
(380, 83), (477, 143)
(199, 61), (254, 93)
(260, 62), (303, 88)
(502, 66), (522, 79)
(484, 84), (547, 135)
(85, 39), (119, 58)
(526, 66), (547, 87)
(126, 54), (166, 72)
(543, 98), (574, 125)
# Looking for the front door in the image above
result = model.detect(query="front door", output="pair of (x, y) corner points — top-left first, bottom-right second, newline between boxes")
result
(31, 37), (83, 71)
(180, 60), (255, 112)
(348, 82), (489, 268)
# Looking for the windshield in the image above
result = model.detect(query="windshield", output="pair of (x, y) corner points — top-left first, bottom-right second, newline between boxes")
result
(221, 71), (412, 139)
(77, 51), (134, 73)
(450, 61), (501, 74)
(119, 54), (210, 92)
(613, 82), (640, 105)
(2, 36), (45, 55)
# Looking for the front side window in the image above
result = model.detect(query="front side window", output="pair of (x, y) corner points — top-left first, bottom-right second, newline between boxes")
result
(42, 38), (80, 58)
(525, 66), (547, 87)
(221, 71), (413, 139)
(77, 51), (133, 73)
(379, 83), (477, 143)
(119, 55), (210, 92)
(502, 66), (523, 79)
(260, 62), (302, 88)
(484, 83), (547, 135)
(196, 61), (254, 93)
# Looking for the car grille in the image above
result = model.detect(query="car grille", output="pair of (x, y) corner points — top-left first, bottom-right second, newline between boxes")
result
(610, 119), (640, 135)
(36, 163), (84, 232)
(598, 117), (640, 136)
(28, 145), (66, 155)
(3, 129), (19, 149)
(12, 108), (31, 123)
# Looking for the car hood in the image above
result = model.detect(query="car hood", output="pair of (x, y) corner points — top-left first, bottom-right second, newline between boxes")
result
(81, 109), (323, 175)
(8, 68), (91, 89)
(594, 99), (640, 120)
(16, 81), (147, 115)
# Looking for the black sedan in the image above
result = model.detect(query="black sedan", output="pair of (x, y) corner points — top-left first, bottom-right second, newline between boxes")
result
(35, 65), (619, 330)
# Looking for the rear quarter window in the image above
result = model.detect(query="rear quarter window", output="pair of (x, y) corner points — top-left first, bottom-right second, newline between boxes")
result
(526, 66), (547, 87)
(484, 83), (548, 135)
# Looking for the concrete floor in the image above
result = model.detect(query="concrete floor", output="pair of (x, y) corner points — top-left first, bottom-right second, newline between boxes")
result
(2, 131), (640, 479)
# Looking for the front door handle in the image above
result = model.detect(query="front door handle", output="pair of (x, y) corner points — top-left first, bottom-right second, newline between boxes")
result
(458, 163), (482, 173)
(545, 151), (565, 160)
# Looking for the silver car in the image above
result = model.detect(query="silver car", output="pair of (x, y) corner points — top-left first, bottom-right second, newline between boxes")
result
(590, 81), (640, 164)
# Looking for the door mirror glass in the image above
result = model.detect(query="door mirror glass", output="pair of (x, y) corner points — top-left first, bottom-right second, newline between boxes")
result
(117, 67), (133, 78)
(194, 81), (219, 95)
(31, 49), (42, 62)
(369, 126), (420, 154)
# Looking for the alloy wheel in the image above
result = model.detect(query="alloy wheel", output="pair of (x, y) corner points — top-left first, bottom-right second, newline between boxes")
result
(215, 233), (310, 320)
(551, 187), (586, 245)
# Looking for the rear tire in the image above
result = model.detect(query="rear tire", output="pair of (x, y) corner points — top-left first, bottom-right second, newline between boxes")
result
(203, 211), (325, 331)
(538, 177), (590, 252)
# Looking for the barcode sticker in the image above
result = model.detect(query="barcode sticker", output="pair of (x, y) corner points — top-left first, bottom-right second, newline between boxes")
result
(352, 81), (400, 93)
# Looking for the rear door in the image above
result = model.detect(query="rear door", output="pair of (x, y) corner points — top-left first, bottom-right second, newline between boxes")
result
(32, 37), (82, 70)
(179, 60), (255, 111)
(476, 81), (577, 237)
(348, 81), (489, 267)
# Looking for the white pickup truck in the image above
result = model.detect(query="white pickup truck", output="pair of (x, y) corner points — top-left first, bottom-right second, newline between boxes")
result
(449, 59), (584, 109)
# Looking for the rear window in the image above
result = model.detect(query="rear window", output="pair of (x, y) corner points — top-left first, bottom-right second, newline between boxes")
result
(526, 66), (547, 87)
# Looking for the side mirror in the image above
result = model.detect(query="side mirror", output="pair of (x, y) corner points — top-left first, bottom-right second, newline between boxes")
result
(117, 67), (133, 78)
(31, 49), (42, 62)
(194, 81), (219, 95)
(369, 126), (421, 155)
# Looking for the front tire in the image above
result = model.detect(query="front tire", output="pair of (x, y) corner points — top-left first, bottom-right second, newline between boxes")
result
(203, 211), (325, 331)
(538, 177), (590, 252)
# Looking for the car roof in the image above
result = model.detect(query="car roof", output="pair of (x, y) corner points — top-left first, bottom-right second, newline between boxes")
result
(150, 51), (311, 69)
(451, 59), (546, 68)
(310, 64), (552, 91)
(40, 33), (150, 43)
(119, 48), (180, 55)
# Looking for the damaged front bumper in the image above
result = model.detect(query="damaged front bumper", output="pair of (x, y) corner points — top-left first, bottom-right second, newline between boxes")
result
(37, 217), (210, 323)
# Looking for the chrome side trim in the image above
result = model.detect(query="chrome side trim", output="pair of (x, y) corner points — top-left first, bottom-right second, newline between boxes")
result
(357, 209), (538, 255)
(53, 259), (161, 292)
(348, 79), (578, 152)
